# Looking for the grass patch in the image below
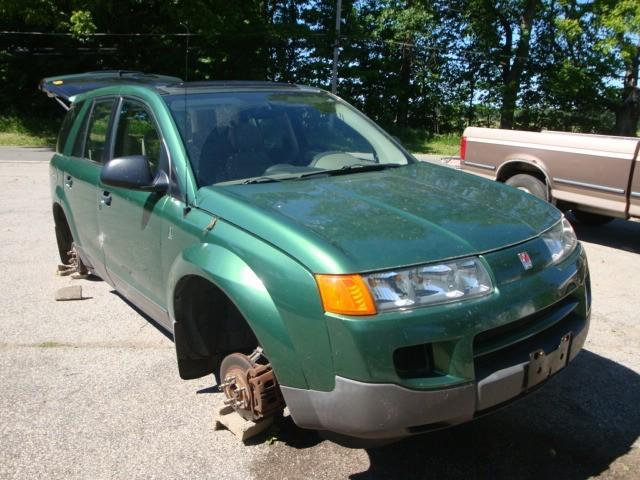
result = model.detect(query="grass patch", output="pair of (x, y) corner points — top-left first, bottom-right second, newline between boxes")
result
(390, 128), (461, 156)
(0, 115), (57, 147)
(37, 341), (64, 348)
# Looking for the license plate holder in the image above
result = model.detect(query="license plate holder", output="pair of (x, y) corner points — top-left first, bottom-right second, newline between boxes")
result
(526, 333), (572, 389)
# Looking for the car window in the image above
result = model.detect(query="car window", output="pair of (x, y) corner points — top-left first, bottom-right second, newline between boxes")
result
(84, 99), (116, 162)
(294, 108), (375, 160)
(56, 101), (83, 154)
(165, 91), (410, 186)
(71, 103), (91, 158)
(113, 100), (164, 172)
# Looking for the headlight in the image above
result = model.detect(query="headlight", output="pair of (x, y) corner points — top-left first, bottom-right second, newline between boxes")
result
(541, 216), (577, 264)
(363, 257), (493, 312)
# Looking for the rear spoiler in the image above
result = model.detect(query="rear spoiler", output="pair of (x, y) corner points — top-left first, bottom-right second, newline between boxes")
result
(39, 71), (182, 110)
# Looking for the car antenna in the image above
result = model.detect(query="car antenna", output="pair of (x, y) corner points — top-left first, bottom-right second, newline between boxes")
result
(181, 22), (191, 216)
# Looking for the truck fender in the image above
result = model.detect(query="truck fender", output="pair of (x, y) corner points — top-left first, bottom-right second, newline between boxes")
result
(166, 243), (308, 389)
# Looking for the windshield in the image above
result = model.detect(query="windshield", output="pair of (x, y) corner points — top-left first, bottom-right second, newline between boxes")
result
(164, 90), (412, 186)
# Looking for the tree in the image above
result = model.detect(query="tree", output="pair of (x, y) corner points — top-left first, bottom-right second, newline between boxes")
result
(595, 0), (640, 136)
(461, 0), (540, 129)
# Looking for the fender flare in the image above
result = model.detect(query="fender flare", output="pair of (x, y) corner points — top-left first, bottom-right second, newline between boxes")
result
(166, 243), (308, 389)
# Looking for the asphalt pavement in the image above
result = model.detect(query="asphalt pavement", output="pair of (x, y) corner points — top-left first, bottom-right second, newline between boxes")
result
(0, 147), (638, 479)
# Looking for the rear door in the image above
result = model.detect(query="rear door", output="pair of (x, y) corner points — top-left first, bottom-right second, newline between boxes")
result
(63, 96), (117, 278)
(97, 97), (172, 324)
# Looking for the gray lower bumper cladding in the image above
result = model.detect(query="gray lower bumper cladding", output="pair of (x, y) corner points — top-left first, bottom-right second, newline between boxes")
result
(281, 319), (589, 440)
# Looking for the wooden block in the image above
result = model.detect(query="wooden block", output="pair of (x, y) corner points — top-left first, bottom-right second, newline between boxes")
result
(213, 404), (273, 442)
(55, 285), (83, 301)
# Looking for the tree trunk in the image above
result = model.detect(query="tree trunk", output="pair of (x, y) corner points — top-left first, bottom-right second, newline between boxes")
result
(614, 45), (640, 137)
(395, 0), (413, 127)
(395, 42), (412, 126)
(498, 0), (539, 130)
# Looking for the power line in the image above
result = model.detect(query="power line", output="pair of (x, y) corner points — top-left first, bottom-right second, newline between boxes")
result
(0, 31), (197, 36)
(1, 29), (623, 65)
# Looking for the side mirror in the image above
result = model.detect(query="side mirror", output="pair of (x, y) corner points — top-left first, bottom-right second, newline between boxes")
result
(100, 155), (169, 193)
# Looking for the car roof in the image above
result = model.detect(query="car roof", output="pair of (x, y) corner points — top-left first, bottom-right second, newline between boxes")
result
(157, 81), (320, 95)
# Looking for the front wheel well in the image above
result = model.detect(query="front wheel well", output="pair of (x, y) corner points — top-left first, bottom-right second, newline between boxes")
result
(172, 275), (258, 380)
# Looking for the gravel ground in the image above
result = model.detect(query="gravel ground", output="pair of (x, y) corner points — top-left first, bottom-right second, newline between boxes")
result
(0, 148), (638, 479)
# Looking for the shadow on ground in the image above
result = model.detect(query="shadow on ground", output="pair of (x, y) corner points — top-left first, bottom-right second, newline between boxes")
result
(110, 290), (173, 341)
(359, 350), (639, 479)
(252, 350), (639, 479)
(572, 218), (640, 254)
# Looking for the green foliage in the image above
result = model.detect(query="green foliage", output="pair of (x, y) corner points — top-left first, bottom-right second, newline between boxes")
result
(0, 116), (57, 146)
(391, 129), (461, 156)
(69, 10), (97, 41)
(0, 0), (639, 142)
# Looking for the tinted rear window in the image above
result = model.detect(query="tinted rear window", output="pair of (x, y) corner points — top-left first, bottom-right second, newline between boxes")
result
(56, 101), (83, 154)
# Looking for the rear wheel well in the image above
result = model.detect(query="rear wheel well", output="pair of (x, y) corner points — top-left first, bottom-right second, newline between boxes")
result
(172, 275), (258, 380)
(497, 161), (547, 185)
(53, 203), (73, 264)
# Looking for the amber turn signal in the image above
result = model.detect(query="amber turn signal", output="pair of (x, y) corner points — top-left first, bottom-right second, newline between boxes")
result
(315, 274), (377, 316)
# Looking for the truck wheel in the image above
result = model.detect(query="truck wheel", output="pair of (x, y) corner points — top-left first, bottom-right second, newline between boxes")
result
(572, 210), (614, 225)
(505, 174), (548, 201)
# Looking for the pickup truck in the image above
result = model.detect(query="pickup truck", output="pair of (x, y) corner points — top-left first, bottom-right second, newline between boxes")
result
(460, 127), (640, 224)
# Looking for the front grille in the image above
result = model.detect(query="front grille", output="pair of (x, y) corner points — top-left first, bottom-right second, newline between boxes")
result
(474, 296), (578, 358)
(473, 295), (586, 379)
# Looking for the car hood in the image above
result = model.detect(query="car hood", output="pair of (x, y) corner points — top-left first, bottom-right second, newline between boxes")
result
(196, 163), (561, 273)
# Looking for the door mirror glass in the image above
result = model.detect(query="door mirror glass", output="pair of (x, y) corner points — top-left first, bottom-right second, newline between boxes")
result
(100, 155), (168, 193)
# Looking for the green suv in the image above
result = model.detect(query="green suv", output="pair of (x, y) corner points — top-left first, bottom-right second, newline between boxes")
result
(43, 71), (590, 441)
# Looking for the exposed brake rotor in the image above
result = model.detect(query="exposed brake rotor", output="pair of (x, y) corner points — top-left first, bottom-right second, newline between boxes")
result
(219, 347), (284, 422)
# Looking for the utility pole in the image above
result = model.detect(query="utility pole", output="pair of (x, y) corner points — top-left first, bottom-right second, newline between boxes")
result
(330, 0), (342, 94)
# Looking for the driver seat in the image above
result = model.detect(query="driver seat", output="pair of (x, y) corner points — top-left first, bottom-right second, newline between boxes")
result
(224, 121), (272, 180)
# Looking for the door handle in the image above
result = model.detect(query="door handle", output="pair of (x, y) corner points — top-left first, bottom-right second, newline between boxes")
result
(100, 191), (112, 206)
(65, 175), (73, 188)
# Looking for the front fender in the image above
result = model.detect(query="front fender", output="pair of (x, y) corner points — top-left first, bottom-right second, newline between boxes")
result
(166, 237), (320, 389)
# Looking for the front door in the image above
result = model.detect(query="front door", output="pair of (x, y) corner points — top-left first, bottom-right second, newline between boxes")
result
(98, 98), (171, 325)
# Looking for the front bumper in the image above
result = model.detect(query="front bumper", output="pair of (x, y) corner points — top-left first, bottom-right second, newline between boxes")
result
(282, 240), (590, 439)
(282, 309), (589, 439)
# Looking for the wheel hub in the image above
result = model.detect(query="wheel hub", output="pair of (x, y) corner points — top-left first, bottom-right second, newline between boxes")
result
(219, 349), (284, 421)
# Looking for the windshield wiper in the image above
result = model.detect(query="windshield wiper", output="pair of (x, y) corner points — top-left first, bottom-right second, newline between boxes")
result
(297, 163), (403, 180)
(242, 176), (283, 185)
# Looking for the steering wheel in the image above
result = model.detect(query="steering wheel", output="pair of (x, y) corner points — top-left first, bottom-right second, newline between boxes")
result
(310, 151), (362, 170)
